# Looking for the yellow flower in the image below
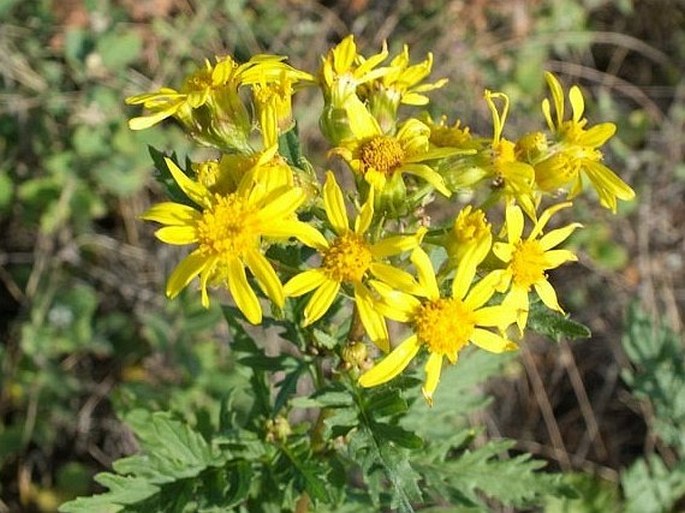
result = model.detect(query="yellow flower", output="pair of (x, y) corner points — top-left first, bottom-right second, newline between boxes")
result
(358, 45), (448, 132)
(484, 90), (537, 217)
(538, 72), (635, 212)
(252, 74), (296, 148)
(442, 206), (492, 269)
(283, 171), (424, 351)
(318, 35), (391, 144)
(491, 202), (581, 332)
(425, 115), (474, 150)
(319, 35), (390, 108)
(332, 116), (457, 198)
(126, 55), (312, 151)
(359, 247), (517, 405)
(142, 157), (325, 324)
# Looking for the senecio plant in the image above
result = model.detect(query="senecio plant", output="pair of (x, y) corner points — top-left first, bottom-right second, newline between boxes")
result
(62, 36), (634, 513)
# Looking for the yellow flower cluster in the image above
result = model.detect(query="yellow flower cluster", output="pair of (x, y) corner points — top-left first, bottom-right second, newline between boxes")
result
(127, 36), (635, 404)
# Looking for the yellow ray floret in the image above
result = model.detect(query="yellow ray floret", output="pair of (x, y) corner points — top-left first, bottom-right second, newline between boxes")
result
(283, 171), (425, 351)
(490, 202), (582, 332)
(142, 158), (325, 324)
(359, 247), (517, 405)
(538, 72), (635, 212)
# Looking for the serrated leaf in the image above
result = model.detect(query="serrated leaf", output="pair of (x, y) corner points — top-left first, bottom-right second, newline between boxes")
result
(621, 304), (685, 451)
(58, 474), (159, 512)
(527, 299), (591, 342)
(622, 455), (685, 513)
(364, 388), (408, 418)
(277, 124), (307, 171)
(420, 439), (572, 509)
(372, 422), (423, 449)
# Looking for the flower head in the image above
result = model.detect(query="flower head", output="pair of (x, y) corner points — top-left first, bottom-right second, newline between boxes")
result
(358, 45), (448, 132)
(359, 247), (516, 405)
(283, 171), (424, 351)
(318, 35), (391, 143)
(126, 55), (312, 152)
(537, 72), (635, 212)
(484, 90), (537, 217)
(491, 202), (581, 331)
(332, 116), (459, 206)
(441, 206), (492, 269)
(142, 157), (323, 324)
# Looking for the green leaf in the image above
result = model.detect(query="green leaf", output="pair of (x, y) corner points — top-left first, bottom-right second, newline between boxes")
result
(622, 455), (685, 513)
(420, 439), (574, 509)
(277, 124), (307, 171)
(527, 299), (591, 342)
(621, 304), (685, 451)
(58, 474), (159, 512)
(372, 422), (423, 449)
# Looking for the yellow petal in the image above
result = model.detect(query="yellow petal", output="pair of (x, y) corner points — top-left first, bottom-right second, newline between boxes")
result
(358, 335), (421, 388)
(257, 187), (306, 220)
(544, 249), (578, 269)
(165, 158), (211, 209)
(370, 233), (421, 258)
(401, 164), (451, 197)
(303, 278), (340, 326)
(323, 171), (349, 235)
(470, 328), (516, 353)
(583, 160), (636, 207)
(227, 256), (262, 325)
(166, 251), (213, 299)
(410, 247), (439, 299)
(539, 223), (582, 251)
(284, 270), (327, 297)
(504, 286), (530, 333)
(505, 203), (524, 243)
(452, 246), (479, 301)
(534, 279), (563, 313)
(473, 305), (516, 328)
(544, 71), (565, 127)
(492, 242), (514, 263)
(582, 123), (616, 147)
(354, 187), (375, 235)
(354, 284), (389, 353)
(421, 352), (443, 406)
(199, 266), (212, 308)
(245, 249), (284, 307)
(529, 201), (572, 239)
(142, 202), (200, 226)
(368, 280), (421, 322)
(464, 271), (501, 310)
(155, 225), (197, 245)
(264, 221), (329, 250)
(128, 106), (179, 130)
(569, 85), (585, 123)
(369, 262), (422, 295)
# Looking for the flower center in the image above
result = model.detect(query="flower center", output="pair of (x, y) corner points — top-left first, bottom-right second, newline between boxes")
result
(453, 207), (489, 244)
(429, 122), (471, 148)
(197, 194), (258, 258)
(414, 298), (475, 357)
(359, 136), (405, 175)
(321, 232), (373, 283)
(183, 68), (214, 93)
(510, 240), (547, 288)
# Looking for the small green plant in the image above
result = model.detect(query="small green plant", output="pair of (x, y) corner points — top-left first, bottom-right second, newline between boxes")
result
(58, 35), (636, 512)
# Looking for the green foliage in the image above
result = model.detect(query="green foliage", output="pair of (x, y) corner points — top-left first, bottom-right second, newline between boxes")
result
(527, 298), (592, 342)
(621, 304), (685, 452)
(621, 455), (685, 513)
(618, 304), (685, 512)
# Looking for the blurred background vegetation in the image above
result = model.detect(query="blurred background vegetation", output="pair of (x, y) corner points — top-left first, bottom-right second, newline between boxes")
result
(0, 0), (683, 511)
